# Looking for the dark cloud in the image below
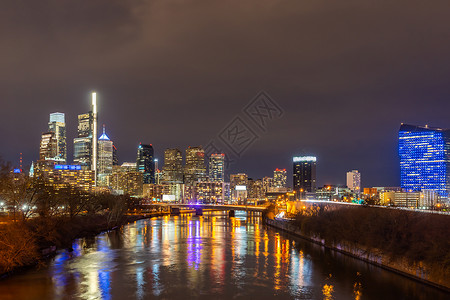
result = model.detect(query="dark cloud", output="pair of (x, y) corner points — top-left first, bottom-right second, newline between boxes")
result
(1, 0), (449, 187)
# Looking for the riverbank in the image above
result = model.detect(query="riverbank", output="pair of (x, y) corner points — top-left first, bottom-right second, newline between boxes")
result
(0, 211), (170, 279)
(0, 208), (214, 279)
(264, 216), (450, 292)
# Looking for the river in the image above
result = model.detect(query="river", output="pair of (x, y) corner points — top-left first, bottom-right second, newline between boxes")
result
(0, 211), (447, 299)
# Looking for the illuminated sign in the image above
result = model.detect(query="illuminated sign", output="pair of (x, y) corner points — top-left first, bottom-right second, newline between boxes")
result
(54, 165), (82, 170)
(235, 185), (247, 191)
(293, 156), (317, 162)
(13, 169), (22, 173)
(162, 195), (176, 201)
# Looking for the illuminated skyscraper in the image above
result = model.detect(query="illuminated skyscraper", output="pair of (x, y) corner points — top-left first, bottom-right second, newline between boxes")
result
(209, 153), (225, 182)
(73, 92), (98, 177)
(48, 112), (67, 163)
(184, 146), (207, 185)
(346, 170), (361, 193)
(97, 126), (113, 187)
(399, 124), (450, 197)
(273, 168), (287, 188)
(162, 148), (183, 184)
(91, 92), (98, 185)
(39, 132), (57, 161)
(77, 112), (93, 137)
(73, 113), (93, 168)
(293, 156), (317, 193)
(136, 143), (155, 184)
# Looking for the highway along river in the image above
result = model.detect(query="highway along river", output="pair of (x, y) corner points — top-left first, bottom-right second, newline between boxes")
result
(0, 211), (448, 299)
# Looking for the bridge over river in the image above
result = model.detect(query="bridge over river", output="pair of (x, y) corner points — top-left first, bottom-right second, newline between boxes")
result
(150, 203), (266, 216)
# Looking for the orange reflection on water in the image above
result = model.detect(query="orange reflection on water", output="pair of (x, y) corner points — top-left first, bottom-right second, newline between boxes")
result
(322, 284), (334, 300)
(353, 281), (362, 300)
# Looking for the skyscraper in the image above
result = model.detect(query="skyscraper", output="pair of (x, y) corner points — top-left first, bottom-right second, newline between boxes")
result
(74, 115), (92, 168)
(162, 148), (183, 184)
(399, 124), (450, 197)
(184, 146), (207, 185)
(39, 132), (57, 161)
(73, 92), (98, 178)
(209, 153), (225, 182)
(97, 125), (113, 187)
(273, 168), (287, 188)
(293, 156), (317, 194)
(48, 112), (66, 163)
(91, 92), (98, 185)
(346, 170), (361, 193)
(73, 113), (93, 169)
(112, 145), (119, 166)
(136, 143), (155, 184)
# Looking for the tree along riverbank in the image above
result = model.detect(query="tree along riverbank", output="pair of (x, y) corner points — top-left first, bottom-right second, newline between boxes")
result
(0, 212), (156, 279)
(263, 205), (450, 291)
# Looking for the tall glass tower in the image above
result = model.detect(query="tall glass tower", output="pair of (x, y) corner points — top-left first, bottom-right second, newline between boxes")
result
(136, 143), (155, 184)
(209, 153), (225, 182)
(97, 126), (113, 187)
(73, 112), (93, 169)
(399, 124), (450, 197)
(48, 112), (67, 163)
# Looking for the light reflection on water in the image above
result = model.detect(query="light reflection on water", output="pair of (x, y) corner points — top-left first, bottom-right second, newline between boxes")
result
(0, 211), (448, 299)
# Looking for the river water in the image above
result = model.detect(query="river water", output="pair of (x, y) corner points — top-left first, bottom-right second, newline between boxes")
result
(0, 211), (447, 299)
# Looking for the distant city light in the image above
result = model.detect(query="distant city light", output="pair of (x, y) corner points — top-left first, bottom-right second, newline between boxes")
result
(293, 156), (317, 162)
(55, 165), (82, 170)
(235, 185), (246, 191)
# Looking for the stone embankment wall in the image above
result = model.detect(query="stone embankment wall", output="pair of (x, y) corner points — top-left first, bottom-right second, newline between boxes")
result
(265, 218), (450, 291)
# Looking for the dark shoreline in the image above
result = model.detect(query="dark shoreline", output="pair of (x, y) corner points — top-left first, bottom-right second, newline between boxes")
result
(264, 217), (450, 293)
(0, 212), (167, 280)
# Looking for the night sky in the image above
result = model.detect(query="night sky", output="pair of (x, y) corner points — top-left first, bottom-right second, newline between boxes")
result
(1, 1), (449, 187)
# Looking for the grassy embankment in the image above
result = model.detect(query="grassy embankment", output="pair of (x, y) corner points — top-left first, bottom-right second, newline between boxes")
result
(267, 205), (450, 283)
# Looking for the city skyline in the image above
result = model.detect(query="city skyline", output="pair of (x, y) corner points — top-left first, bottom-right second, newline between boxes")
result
(6, 102), (450, 189)
(1, 1), (450, 187)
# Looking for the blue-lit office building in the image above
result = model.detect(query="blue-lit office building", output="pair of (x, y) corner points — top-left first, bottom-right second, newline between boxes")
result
(399, 124), (450, 198)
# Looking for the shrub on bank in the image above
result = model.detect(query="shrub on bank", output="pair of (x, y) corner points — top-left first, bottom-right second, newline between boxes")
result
(293, 206), (450, 268)
(0, 223), (40, 273)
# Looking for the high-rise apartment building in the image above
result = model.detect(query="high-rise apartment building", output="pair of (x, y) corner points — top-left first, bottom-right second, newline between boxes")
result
(293, 156), (317, 193)
(162, 148), (183, 184)
(97, 126), (113, 187)
(273, 168), (287, 188)
(136, 143), (155, 184)
(346, 170), (361, 193)
(184, 146), (207, 185)
(247, 178), (264, 200)
(209, 153), (225, 182)
(262, 176), (273, 193)
(48, 112), (67, 163)
(399, 124), (450, 198)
